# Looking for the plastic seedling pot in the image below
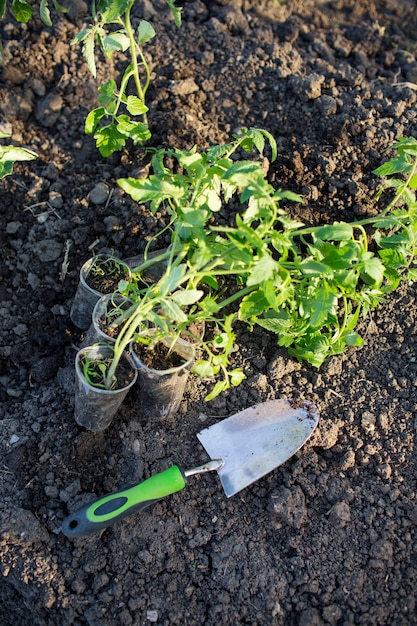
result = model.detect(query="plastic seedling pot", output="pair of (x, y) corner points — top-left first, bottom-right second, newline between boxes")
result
(82, 293), (134, 348)
(70, 255), (131, 330)
(75, 344), (137, 432)
(130, 331), (195, 420)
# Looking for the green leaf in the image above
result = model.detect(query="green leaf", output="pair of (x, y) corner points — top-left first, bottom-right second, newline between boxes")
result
(313, 222), (353, 241)
(137, 20), (156, 45)
(40, 0), (52, 26)
(0, 162), (14, 178)
(199, 296), (220, 313)
(359, 255), (385, 286)
(125, 96), (148, 116)
(247, 254), (277, 287)
(158, 299), (187, 323)
(85, 107), (106, 134)
(0, 145), (37, 162)
(0, 0), (6, 20)
(102, 32), (130, 53)
(223, 160), (265, 187)
(373, 154), (411, 177)
(118, 176), (184, 204)
(256, 312), (293, 334)
(171, 289), (204, 306)
(344, 331), (363, 347)
(205, 380), (229, 402)
(305, 283), (338, 327)
(238, 290), (270, 320)
(193, 360), (217, 377)
(82, 29), (97, 77)
(158, 265), (186, 296)
(299, 260), (332, 276)
(101, 0), (131, 22)
(198, 187), (222, 212)
(164, 0), (182, 27)
(288, 334), (331, 368)
(98, 80), (117, 106)
(127, 122), (151, 145)
(177, 206), (209, 229)
(314, 240), (360, 270)
(230, 369), (246, 386)
(11, 0), (32, 22)
(94, 124), (126, 156)
(406, 268), (417, 282)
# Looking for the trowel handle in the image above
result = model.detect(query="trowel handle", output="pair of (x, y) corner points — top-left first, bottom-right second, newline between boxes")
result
(60, 466), (186, 539)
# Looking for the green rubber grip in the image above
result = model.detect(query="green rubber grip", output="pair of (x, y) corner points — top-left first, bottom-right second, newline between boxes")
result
(61, 465), (186, 539)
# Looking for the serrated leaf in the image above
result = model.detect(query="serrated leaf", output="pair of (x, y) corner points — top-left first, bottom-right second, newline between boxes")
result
(85, 107), (106, 134)
(373, 154), (411, 176)
(238, 290), (269, 320)
(118, 176), (184, 203)
(406, 268), (417, 282)
(247, 254), (277, 287)
(94, 124), (126, 156)
(313, 222), (353, 241)
(360, 255), (385, 286)
(82, 30), (97, 77)
(125, 96), (148, 116)
(164, 0), (182, 27)
(40, 0), (52, 26)
(256, 313), (292, 334)
(101, 0), (131, 22)
(12, 0), (32, 22)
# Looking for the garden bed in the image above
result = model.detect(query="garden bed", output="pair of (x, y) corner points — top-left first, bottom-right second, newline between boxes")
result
(1, 0), (417, 624)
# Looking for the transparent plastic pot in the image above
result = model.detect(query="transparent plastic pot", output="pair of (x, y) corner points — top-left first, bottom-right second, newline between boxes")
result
(75, 344), (137, 432)
(129, 331), (195, 420)
(82, 293), (134, 348)
(70, 255), (131, 330)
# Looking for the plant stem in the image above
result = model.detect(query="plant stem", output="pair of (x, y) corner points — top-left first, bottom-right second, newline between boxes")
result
(124, 1), (147, 124)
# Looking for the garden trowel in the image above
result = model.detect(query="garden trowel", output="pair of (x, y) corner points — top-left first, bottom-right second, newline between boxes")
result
(60, 398), (319, 538)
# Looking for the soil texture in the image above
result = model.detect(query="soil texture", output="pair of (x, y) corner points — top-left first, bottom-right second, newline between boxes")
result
(1, 1), (417, 625)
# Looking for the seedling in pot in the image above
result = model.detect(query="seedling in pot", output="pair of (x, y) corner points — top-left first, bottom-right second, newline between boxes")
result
(70, 254), (134, 329)
(77, 131), (417, 406)
(84, 255), (131, 293)
(81, 349), (118, 390)
(75, 343), (137, 431)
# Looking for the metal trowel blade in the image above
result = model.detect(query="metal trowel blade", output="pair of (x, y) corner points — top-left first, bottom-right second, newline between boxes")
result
(197, 398), (319, 497)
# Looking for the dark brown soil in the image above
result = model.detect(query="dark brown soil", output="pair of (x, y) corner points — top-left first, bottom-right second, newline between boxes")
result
(132, 339), (187, 370)
(1, 1), (417, 625)
(85, 257), (131, 294)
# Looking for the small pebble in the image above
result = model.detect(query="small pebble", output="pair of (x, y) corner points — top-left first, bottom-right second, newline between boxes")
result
(89, 182), (110, 205)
